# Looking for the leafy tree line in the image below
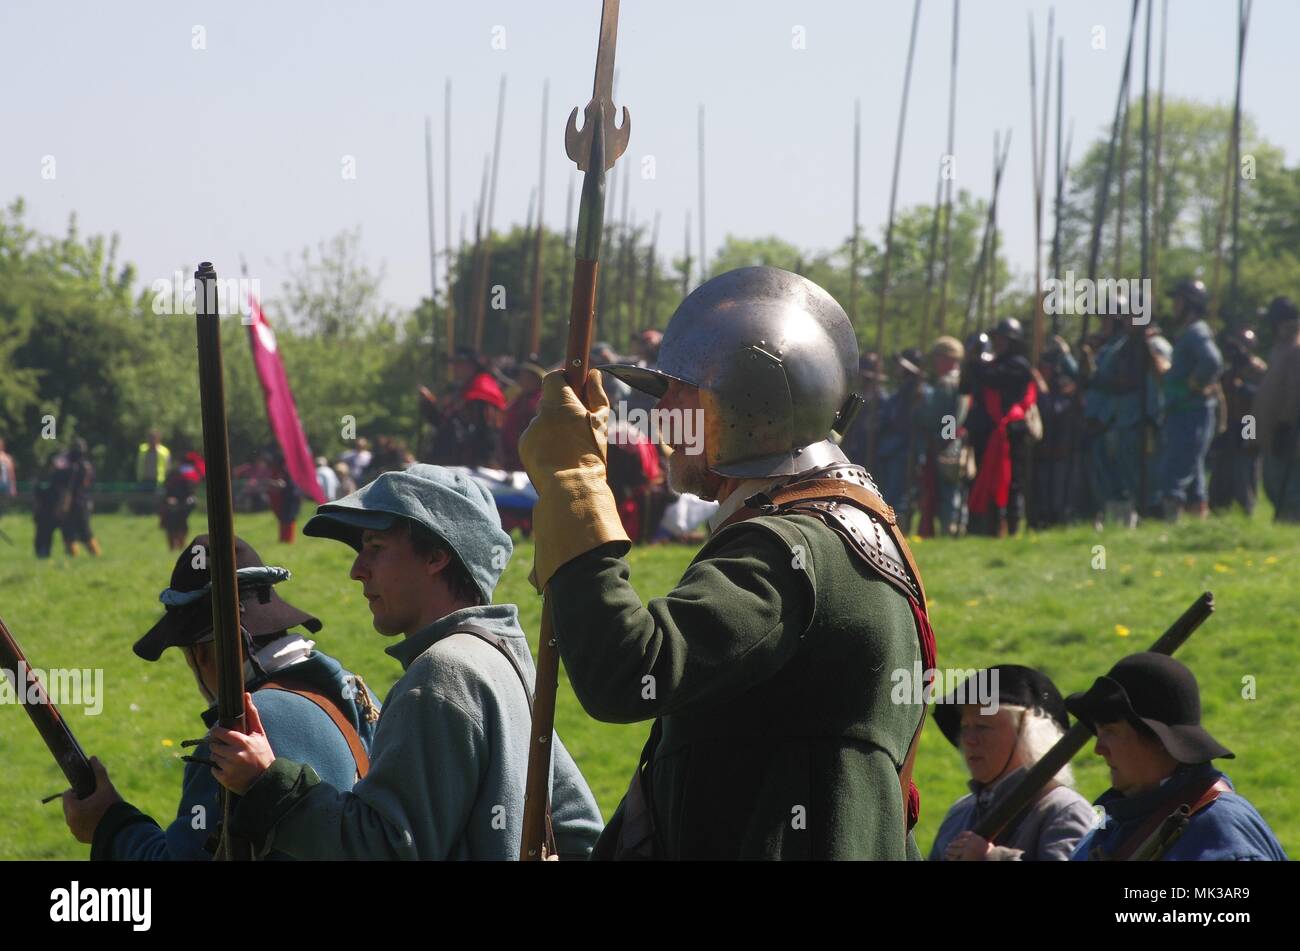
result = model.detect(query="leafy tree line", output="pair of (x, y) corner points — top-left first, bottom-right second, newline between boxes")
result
(1, 101), (1294, 484)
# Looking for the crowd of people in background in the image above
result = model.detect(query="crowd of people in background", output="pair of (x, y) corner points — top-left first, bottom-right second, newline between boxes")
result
(6, 279), (1298, 558)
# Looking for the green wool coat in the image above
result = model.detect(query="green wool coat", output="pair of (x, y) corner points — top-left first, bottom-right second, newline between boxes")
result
(549, 512), (925, 860)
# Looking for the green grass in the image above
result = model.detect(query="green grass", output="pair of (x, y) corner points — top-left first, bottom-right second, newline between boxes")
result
(1, 507), (1295, 859)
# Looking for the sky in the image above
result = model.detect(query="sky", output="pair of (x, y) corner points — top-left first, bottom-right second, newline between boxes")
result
(2, 0), (1296, 319)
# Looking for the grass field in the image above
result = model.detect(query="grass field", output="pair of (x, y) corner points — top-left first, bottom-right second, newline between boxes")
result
(1, 506), (1295, 859)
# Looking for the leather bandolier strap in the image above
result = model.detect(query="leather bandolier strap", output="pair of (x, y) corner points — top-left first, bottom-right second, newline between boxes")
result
(1101, 775), (1231, 861)
(718, 467), (936, 837)
(259, 678), (371, 780)
(449, 624), (558, 859)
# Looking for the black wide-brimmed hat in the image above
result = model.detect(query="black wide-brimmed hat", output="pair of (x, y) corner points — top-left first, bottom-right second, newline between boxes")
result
(1065, 652), (1233, 764)
(933, 664), (1070, 748)
(133, 535), (321, 661)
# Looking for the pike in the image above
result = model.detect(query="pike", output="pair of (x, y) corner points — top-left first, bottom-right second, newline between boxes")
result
(424, 115), (439, 375)
(875, 0), (923, 357)
(931, 0), (961, 340)
(472, 76), (507, 351)
(520, 0), (630, 861)
(528, 80), (550, 359)
(193, 262), (250, 861)
(1050, 39), (1069, 337)
(444, 79), (456, 371)
(1028, 9), (1053, 366)
(681, 209), (692, 296)
(642, 210), (661, 329)
(1209, 0), (1253, 329)
(697, 104), (707, 283)
(1139, 0), (1154, 518)
(1078, 0), (1141, 349)
(849, 98), (861, 328)
(1149, 0), (1169, 309)
(0, 614), (94, 799)
(973, 592), (1215, 842)
(961, 131), (1012, 336)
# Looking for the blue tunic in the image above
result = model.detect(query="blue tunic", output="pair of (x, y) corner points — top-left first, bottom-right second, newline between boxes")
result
(1070, 764), (1287, 861)
(91, 649), (379, 861)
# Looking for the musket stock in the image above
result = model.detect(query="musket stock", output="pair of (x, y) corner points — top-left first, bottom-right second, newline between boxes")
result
(0, 615), (95, 799)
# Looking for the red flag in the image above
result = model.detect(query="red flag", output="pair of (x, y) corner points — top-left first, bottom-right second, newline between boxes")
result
(246, 295), (326, 504)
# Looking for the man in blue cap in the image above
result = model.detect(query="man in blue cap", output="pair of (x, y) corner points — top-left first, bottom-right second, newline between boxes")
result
(209, 464), (602, 860)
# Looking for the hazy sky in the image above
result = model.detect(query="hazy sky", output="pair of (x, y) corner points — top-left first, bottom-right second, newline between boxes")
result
(3, 0), (1295, 320)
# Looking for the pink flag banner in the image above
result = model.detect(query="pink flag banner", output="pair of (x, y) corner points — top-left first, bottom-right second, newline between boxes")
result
(246, 295), (326, 504)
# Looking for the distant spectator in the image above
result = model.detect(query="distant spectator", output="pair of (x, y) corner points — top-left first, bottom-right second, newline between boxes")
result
(136, 429), (171, 493)
(315, 455), (340, 501)
(33, 454), (71, 559)
(340, 437), (372, 483)
(0, 437), (17, 512)
(265, 450), (301, 544)
(159, 454), (203, 551)
(333, 462), (357, 498)
(500, 362), (546, 471)
(429, 348), (506, 468)
(62, 438), (101, 557)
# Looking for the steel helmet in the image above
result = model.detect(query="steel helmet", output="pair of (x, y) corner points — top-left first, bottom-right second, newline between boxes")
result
(600, 266), (859, 478)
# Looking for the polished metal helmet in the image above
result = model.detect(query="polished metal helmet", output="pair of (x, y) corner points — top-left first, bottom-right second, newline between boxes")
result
(600, 266), (859, 478)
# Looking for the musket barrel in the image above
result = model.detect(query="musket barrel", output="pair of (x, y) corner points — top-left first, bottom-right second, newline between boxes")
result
(972, 592), (1214, 841)
(0, 616), (95, 798)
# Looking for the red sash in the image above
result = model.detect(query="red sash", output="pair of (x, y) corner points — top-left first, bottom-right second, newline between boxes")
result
(968, 382), (1037, 514)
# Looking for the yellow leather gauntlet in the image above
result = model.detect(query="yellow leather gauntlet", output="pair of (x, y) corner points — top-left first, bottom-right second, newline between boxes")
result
(518, 369), (630, 591)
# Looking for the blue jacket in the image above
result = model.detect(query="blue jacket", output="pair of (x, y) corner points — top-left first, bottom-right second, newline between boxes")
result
(1164, 320), (1224, 414)
(1070, 763), (1287, 861)
(92, 649), (379, 861)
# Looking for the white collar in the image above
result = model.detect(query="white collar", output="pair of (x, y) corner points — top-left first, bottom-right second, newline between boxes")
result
(248, 633), (316, 678)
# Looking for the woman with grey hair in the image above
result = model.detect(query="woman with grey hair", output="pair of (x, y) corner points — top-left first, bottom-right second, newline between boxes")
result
(929, 665), (1095, 861)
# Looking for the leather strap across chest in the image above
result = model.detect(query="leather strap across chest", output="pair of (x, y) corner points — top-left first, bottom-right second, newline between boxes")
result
(716, 471), (935, 836)
(258, 678), (371, 780)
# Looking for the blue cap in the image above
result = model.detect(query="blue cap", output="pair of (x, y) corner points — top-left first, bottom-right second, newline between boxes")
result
(303, 464), (513, 604)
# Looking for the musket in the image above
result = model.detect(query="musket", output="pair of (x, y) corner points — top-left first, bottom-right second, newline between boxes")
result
(528, 81), (550, 359)
(194, 262), (249, 861)
(1127, 804), (1190, 861)
(520, 0), (630, 861)
(972, 591), (1215, 842)
(0, 614), (94, 799)
(1139, 0), (1153, 516)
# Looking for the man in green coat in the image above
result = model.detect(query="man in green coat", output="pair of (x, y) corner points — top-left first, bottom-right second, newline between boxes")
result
(519, 266), (936, 860)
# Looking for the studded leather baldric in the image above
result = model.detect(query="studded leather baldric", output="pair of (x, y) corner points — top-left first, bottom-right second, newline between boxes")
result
(715, 463), (935, 837)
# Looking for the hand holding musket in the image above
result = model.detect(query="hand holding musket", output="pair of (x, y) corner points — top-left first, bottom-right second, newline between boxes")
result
(0, 614), (94, 799)
(193, 262), (250, 860)
(972, 592), (1215, 842)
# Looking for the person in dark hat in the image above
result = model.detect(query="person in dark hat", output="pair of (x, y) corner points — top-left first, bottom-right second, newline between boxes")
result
(916, 337), (969, 537)
(1253, 296), (1300, 521)
(875, 349), (928, 531)
(60, 536), (379, 860)
(963, 318), (1038, 536)
(429, 347), (506, 468)
(1067, 653), (1285, 861)
(841, 351), (889, 472)
(1209, 326), (1268, 515)
(500, 361), (548, 471)
(1154, 278), (1224, 521)
(207, 464), (603, 859)
(928, 665), (1095, 861)
(61, 437), (101, 556)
